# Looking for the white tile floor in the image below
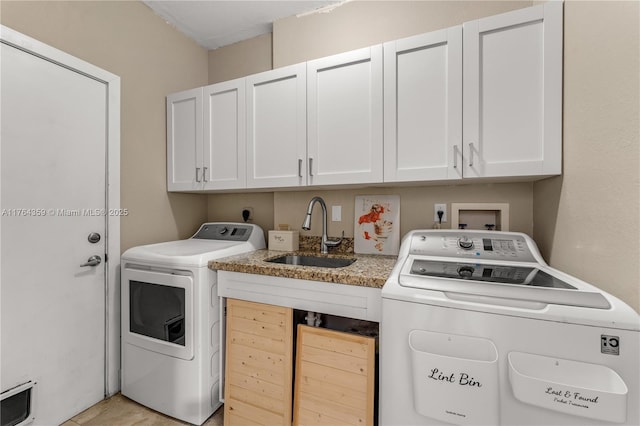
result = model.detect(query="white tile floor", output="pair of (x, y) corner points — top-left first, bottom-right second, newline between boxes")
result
(61, 393), (224, 426)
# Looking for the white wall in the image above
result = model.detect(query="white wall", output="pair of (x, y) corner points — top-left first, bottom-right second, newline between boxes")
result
(533, 1), (639, 311)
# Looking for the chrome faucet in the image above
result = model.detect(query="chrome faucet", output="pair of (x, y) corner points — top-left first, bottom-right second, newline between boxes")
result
(302, 196), (342, 254)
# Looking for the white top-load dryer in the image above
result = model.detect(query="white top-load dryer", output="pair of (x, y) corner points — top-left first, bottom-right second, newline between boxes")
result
(121, 223), (265, 425)
(380, 230), (639, 426)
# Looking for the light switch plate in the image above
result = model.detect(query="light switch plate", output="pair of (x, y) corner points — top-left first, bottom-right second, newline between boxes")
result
(332, 205), (342, 221)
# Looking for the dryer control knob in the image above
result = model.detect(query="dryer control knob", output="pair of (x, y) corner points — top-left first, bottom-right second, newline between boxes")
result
(219, 227), (228, 235)
(458, 236), (474, 250)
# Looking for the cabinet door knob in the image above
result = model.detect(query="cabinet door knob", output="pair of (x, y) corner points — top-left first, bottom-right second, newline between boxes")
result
(203, 166), (208, 182)
(195, 167), (201, 182)
(468, 143), (474, 167)
(298, 159), (303, 178)
(308, 158), (314, 177)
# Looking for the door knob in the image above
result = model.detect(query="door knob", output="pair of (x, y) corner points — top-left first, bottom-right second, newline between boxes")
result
(80, 255), (102, 267)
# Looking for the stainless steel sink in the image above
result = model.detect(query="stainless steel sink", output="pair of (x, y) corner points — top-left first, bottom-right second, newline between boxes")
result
(266, 255), (356, 268)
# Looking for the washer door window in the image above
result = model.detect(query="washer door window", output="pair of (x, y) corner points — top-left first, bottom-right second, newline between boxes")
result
(122, 267), (194, 360)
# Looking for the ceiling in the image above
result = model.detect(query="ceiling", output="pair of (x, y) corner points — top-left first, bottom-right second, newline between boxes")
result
(143, 0), (344, 50)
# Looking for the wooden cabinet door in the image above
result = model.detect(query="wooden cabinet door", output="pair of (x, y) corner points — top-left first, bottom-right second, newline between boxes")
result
(462, 2), (562, 178)
(293, 325), (376, 426)
(384, 27), (462, 182)
(166, 87), (203, 191)
(246, 64), (307, 189)
(224, 299), (293, 426)
(203, 78), (246, 190)
(307, 46), (383, 186)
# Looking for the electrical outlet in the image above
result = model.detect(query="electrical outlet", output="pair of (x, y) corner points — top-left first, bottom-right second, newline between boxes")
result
(434, 203), (447, 222)
(241, 207), (253, 222)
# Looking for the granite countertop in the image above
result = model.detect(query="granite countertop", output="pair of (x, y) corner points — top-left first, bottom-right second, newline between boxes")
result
(209, 249), (398, 289)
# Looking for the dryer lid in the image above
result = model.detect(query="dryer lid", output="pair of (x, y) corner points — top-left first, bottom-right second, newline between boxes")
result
(121, 239), (247, 267)
(121, 223), (265, 267)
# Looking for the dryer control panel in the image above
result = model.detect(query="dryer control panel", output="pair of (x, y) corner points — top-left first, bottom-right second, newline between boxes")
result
(408, 230), (538, 263)
(192, 223), (255, 241)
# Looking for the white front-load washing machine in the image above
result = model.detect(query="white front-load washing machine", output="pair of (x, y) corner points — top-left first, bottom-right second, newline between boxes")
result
(380, 230), (639, 425)
(120, 223), (265, 425)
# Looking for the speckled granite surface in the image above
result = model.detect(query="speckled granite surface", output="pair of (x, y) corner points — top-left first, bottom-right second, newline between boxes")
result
(209, 249), (397, 288)
(298, 236), (355, 254)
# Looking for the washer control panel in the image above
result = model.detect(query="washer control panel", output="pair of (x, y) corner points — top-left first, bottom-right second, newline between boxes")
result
(408, 231), (537, 263)
(457, 236), (474, 250)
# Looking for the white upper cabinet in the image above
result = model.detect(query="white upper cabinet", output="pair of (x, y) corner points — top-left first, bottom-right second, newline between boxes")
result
(167, 3), (563, 192)
(167, 81), (246, 192)
(383, 27), (462, 182)
(462, 2), (563, 179)
(167, 87), (203, 191)
(246, 64), (307, 189)
(202, 78), (246, 190)
(307, 46), (383, 186)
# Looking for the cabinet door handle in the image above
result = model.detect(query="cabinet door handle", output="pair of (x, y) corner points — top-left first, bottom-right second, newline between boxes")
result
(468, 143), (474, 167)
(308, 158), (314, 177)
(203, 166), (208, 182)
(298, 159), (303, 178)
(195, 167), (201, 182)
(453, 145), (458, 169)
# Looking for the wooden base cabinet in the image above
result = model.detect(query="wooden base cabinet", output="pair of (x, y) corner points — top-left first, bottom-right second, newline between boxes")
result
(224, 300), (377, 426)
(224, 299), (293, 426)
(293, 325), (376, 426)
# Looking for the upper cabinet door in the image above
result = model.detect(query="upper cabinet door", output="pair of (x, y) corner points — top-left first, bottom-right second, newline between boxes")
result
(246, 64), (307, 189)
(167, 87), (203, 191)
(307, 46), (383, 186)
(383, 27), (462, 182)
(203, 79), (246, 190)
(463, 2), (563, 179)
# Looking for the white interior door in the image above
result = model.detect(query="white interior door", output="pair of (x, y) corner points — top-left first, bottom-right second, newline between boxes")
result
(1, 41), (108, 424)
